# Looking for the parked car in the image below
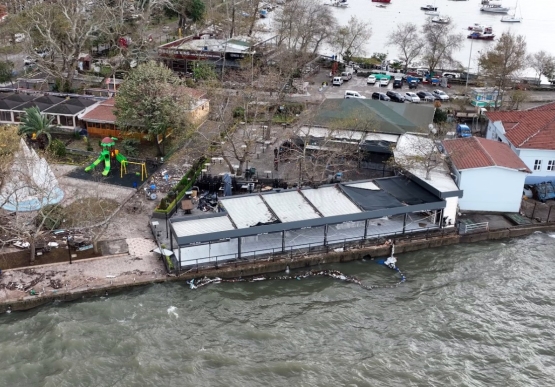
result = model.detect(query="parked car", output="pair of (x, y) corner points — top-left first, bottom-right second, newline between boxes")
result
(332, 76), (343, 86)
(371, 92), (390, 101)
(341, 71), (352, 81)
(442, 72), (460, 79)
(386, 91), (405, 103)
(344, 90), (366, 99)
(408, 80), (418, 89)
(432, 89), (450, 101)
(417, 91), (435, 102)
(393, 78), (403, 89)
(379, 78), (390, 87)
(367, 75), (376, 85)
(24, 56), (36, 66)
(404, 92), (420, 103)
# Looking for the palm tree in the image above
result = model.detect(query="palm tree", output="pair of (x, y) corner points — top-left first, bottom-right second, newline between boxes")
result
(18, 107), (56, 148)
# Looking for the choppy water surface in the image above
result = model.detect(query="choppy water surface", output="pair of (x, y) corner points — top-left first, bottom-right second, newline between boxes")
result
(1, 233), (555, 386)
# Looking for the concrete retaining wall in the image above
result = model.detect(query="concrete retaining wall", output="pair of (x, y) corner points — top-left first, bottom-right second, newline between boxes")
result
(2, 223), (555, 313)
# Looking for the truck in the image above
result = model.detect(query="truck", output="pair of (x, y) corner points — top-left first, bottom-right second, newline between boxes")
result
(456, 124), (472, 138)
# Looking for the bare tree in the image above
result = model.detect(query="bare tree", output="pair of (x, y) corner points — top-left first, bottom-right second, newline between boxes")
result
(391, 133), (443, 181)
(330, 16), (372, 62)
(478, 32), (527, 110)
(388, 23), (424, 74)
(529, 50), (555, 84)
(421, 17), (463, 75)
(274, 0), (337, 56)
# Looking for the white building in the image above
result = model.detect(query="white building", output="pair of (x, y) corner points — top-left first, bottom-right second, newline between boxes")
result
(443, 137), (530, 213)
(485, 102), (555, 185)
(394, 134), (462, 227)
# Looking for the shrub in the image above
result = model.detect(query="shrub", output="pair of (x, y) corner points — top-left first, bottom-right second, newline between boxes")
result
(233, 107), (245, 118)
(49, 139), (66, 157)
(121, 138), (140, 157)
(35, 204), (66, 230)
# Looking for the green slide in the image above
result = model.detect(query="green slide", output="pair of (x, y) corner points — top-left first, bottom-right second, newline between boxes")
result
(115, 153), (127, 165)
(84, 151), (107, 172)
(102, 151), (111, 176)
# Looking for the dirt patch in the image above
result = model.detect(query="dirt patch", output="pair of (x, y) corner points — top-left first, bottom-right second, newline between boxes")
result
(64, 198), (120, 228)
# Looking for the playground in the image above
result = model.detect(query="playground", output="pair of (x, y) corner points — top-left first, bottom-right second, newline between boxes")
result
(66, 137), (158, 189)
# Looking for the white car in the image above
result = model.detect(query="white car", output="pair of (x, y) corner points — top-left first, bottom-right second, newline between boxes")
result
(404, 92), (421, 103)
(432, 89), (449, 101)
(23, 56), (36, 66)
(379, 78), (389, 87)
(367, 75), (376, 85)
(344, 90), (366, 99)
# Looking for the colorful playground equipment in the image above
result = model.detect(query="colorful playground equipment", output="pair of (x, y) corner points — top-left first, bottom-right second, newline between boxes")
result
(84, 137), (147, 181)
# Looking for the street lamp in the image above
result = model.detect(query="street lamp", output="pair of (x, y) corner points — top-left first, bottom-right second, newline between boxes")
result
(465, 38), (474, 92)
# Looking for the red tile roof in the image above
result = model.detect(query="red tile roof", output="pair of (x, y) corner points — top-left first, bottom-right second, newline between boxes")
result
(485, 103), (555, 150)
(81, 98), (116, 123)
(443, 137), (531, 173)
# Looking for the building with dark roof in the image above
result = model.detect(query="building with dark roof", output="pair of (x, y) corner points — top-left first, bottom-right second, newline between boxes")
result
(0, 92), (100, 129)
(443, 137), (530, 213)
(166, 175), (461, 271)
(485, 101), (555, 184)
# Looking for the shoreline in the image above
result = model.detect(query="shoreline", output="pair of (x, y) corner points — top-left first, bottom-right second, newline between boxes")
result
(1, 223), (554, 314)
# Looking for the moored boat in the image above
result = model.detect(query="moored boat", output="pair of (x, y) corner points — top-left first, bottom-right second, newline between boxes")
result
(501, 0), (522, 22)
(467, 32), (495, 40)
(468, 23), (485, 31)
(431, 16), (450, 24)
(480, 2), (509, 13)
(421, 4), (437, 11)
(371, 0), (391, 3)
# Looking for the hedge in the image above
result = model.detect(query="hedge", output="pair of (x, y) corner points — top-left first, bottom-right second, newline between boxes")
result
(154, 156), (206, 215)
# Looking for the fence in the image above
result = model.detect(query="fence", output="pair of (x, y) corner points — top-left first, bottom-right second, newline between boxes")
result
(177, 225), (451, 273)
(459, 222), (489, 234)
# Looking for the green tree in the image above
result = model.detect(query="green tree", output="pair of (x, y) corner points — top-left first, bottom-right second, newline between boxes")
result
(18, 107), (55, 148)
(171, 0), (206, 28)
(0, 61), (14, 85)
(114, 61), (191, 156)
(193, 61), (217, 81)
(478, 32), (527, 110)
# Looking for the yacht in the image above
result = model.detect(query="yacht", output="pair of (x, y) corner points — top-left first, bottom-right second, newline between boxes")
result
(431, 16), (450, 24)
(501, 1), (522, 22)
(421, 5), (437, 11)
(481, 2), (509, 13)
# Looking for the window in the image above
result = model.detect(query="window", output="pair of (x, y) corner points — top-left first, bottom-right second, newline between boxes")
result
(534, 159), (542, 171)
(548, 160), (555, 171)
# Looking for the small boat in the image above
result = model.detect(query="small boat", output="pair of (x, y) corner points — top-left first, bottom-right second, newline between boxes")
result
(425, 11), (439, 16)
(480, 3), (509, 13)
(431, 16), (450, 24)
(421, 4), (437, 11)
(468, 23), (485, 31)
(467, 32), (495, 40)
(326, 0), (348, 7)
(501, 0), (522, 22)
(501, 14), (521, 22)
(371, 0), (391, 3)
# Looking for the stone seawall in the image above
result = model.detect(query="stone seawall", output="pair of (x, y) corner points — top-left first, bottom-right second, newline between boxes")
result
(2, 224), (555, 313)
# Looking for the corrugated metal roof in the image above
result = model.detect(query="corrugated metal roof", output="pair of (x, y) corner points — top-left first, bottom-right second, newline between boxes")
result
(263, 191), (321, 222)
(221, 195), (276, 228)
(301, 187), (361, 217)
(173, 216), (236, 238)
(346, 181), (380, 190)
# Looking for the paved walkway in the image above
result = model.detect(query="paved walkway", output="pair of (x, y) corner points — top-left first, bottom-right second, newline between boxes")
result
(0, 238), (164, 303)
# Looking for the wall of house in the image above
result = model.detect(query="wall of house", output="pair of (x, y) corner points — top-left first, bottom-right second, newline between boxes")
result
(85, 122), (143, 141)
(486, 121), (518, 152)
(458, 167), (526, 212)
(185, 100), (209, 126)
(518, 148), (555, 184)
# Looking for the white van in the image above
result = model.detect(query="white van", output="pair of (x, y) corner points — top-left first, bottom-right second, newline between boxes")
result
(332, 76), (343, 86)
(344, 90), (366, 99)
(341, 71), (352, 81)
